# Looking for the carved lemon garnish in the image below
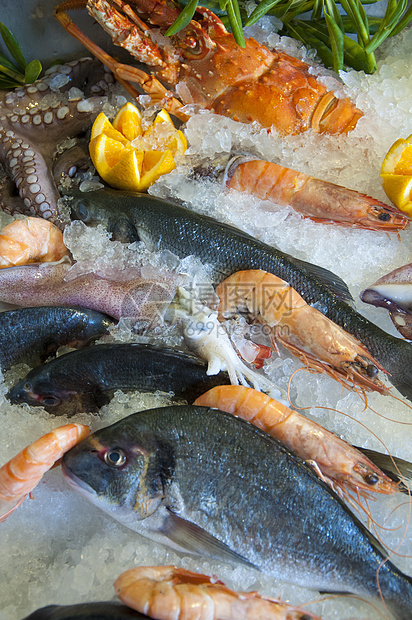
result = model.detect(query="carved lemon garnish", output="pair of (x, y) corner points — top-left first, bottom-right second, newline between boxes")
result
(89, 103), (186, 192)
(381, 134), (412, 216)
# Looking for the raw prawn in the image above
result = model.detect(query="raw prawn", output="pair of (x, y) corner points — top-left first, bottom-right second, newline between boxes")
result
(114, 565), (321, 620)
(217, 269), (388, 393)
(224, 155), (410, 232)
(0, 423), (90, 522)
(0, 217), (70, 268)
(193, 385), (400, 499)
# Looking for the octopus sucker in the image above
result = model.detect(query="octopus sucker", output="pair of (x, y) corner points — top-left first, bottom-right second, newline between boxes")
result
(0, 57), (117, 226)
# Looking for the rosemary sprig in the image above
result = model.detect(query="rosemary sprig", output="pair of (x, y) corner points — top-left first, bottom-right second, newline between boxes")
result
(174, 0), (412, 73)
(0, 22), (42, 89)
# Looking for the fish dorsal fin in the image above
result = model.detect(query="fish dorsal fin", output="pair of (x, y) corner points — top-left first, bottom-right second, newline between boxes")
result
(291, 256), (353, 304)
(162, 509), (257, 569)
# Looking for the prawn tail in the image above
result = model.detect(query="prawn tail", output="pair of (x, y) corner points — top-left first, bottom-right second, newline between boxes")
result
(0, 217), (69, 268)
(274, 332), (389, 395)
(0, 423), (90, 522)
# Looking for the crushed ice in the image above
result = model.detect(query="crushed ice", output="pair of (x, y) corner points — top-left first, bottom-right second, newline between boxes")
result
(2, 20), (412, 620)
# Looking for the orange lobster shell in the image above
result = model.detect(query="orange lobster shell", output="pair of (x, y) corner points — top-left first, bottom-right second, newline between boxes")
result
(55, 0), (363, 135)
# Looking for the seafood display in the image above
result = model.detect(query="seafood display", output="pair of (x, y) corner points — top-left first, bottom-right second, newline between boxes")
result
(0, 57), (115, 224)
(223, 154), (410, 231)
(193, 385), (404, 499)
(67, 188), (412, 399)
(362, 262), (412, 340)
(8, 343), (231, 415)
(2, 4), (412, 620)
(0, 423), (90, 522)
(0, 217), (69, 267)
(115, 565), (321, 620)
(55, 0), (363, 135)
(62, 405), (412, 619)
(0, 306), (113, 370)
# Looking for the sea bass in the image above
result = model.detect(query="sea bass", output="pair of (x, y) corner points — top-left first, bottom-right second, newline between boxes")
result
(0, 306), (113, 371)
(8, 344), (230, 415)
(62, 405), (412, 620)
(67, 188), (412, 400)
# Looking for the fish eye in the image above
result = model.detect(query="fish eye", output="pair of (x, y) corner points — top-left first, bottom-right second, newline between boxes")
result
(41, 396), (61, 406)
(24, 382), (32, 391)
(104, 448), (127, 467)
(74, 200), (90, 222)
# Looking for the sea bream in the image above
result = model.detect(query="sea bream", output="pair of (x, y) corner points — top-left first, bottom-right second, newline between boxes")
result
(61, 405), (412, 620)
(67, 188), (412, 400)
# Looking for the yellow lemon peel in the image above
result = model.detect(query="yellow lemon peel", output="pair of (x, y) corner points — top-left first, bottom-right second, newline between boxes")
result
(89, 103), (186, 192)
(381, 133), (412, 213)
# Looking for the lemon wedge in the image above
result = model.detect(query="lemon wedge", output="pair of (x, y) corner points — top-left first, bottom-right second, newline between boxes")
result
(112, 102), (143, 142)
(381, 134), (412, 213)
(89, 103), (187, 193)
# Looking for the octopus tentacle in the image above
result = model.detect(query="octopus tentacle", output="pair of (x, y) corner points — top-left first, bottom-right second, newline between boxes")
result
(0, 58), (117, 226)
(0, 129), (62, 224)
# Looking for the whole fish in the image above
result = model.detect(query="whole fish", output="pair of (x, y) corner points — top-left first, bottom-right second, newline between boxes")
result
(0, 306), (113, 371)
(62, 405), (412, 620)
(0, 260), (176, 323)
(68, 188), (412, 400)
(7, 344), (230, 415)
(23, 602), (149, 619)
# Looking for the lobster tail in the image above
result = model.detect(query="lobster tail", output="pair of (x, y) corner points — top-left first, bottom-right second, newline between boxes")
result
(315, 92), (363, 134)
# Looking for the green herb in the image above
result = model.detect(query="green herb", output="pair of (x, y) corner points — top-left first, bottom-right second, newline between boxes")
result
(0, 22), (42, 89)
(174, 0), (412, 73)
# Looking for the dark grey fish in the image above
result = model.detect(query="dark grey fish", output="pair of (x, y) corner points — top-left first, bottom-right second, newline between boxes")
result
(23, 602), (148, 619)
(62, 405), (412, 620)
(67, 188), (412, 400)
(7, 343), (230, 415)
(0, 306), (113, 371)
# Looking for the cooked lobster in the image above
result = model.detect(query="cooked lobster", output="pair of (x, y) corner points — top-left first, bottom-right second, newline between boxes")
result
(54, 0), (363, 135)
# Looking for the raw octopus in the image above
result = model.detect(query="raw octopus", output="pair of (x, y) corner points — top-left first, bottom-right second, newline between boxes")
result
(0, 57), (115, 226)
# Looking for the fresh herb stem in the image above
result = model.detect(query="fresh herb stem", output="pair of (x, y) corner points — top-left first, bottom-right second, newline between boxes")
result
(175, 0), (412, 73)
